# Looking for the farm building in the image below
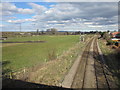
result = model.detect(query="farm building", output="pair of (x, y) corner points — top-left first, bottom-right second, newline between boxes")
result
(0, 37), (7, 40)
(111, 32), (120, 43)
(111, 32), (120, 38)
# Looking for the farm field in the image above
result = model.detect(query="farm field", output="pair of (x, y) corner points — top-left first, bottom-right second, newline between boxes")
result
(2, 34), (94, 86)
(2, 35), (81, 74)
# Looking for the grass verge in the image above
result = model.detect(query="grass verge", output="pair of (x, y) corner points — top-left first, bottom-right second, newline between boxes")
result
(98, 39), (120, 88)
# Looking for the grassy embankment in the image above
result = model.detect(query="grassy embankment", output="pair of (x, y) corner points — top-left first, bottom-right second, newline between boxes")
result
(98, 39), (120, 88)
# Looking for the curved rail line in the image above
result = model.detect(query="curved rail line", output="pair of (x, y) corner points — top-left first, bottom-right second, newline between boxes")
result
(71, 36), (110, 89)
(71, 37), (94, 88)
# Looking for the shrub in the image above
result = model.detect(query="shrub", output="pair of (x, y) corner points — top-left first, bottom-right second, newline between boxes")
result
(48, 48), (57, 60)
(114, 49), (120, 71)
(103, 33), (111, 40)
(106, 40), (115, 45)
(115, 49), (120, 59)
(115, 42), (119, 46)
(99, 32), (106, 38)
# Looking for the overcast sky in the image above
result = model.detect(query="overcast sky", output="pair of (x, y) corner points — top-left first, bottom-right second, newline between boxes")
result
(0, 2), (118, 32)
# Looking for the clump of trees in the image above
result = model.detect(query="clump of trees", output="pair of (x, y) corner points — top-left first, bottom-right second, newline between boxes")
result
(46, 28), (57, 35)
(99, 31), (115, 45)
(99, 31), (111, 40)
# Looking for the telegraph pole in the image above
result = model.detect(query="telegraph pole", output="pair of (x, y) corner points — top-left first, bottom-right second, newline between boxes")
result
(20, 23), (21, 32)
(15, 23), (22, 32)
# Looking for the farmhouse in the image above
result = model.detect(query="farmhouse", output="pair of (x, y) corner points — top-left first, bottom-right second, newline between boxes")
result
(111, 32), (120, 38)
(111, 32), (120, 43)
(0, 37), (7, 40)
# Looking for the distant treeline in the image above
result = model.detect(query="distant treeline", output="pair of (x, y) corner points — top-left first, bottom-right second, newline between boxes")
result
(1, 28), (99, 38)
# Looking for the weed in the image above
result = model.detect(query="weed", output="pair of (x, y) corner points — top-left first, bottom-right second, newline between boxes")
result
(106, 40), (115, 45)
(48, 48), (57, 60)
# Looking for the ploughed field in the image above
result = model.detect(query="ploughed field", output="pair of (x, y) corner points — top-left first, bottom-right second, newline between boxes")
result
(2, 35), (80, 74)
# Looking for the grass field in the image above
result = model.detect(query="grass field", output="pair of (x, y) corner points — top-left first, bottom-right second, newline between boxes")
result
(2, 35), (80, 73)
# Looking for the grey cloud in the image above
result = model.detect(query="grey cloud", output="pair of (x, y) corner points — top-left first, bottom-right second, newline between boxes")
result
(34, 2), (117, 23)
(2, 2), (118, 31)
(1, 2), (34, 16)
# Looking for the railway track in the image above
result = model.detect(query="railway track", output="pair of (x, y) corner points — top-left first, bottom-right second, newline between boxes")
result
(71, 36), (110, 89)
(93, 38), (110, 89)
(71, 37), (94, 88)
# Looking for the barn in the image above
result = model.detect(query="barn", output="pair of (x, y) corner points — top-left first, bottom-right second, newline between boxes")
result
(111, 32), (120, 47)
(111, 32), (120, 38)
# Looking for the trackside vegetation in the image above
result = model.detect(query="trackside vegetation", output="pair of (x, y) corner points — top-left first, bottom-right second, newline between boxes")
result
(98, 39), (120, 88)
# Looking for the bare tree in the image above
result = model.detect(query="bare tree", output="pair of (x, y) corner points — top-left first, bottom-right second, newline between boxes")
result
(36, 29), (39, 35)
(46, 28), (57, 35)
(51, 28), (57, 35)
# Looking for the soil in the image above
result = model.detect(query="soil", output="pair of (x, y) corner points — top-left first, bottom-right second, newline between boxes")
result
(1, 41), (46, 43)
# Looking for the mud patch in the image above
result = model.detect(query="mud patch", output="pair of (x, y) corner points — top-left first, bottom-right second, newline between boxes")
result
(2, 43), (24, 47)
(1, 41), (46, 43)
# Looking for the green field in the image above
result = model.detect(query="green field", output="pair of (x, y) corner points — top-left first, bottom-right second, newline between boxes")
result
(2, 35), (80, 73)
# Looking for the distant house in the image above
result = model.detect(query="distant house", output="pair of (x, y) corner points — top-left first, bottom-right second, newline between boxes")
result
(111, 32), (120, 38)
(111, 32), (120, 42)
(0, 37), (7, 40)
(20, 33), (25, 35)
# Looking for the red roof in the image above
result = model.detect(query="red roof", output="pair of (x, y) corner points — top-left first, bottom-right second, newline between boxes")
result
(111, 32), (120, 36)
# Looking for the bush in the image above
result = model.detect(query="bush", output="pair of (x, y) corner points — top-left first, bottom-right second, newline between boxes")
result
(48, 48), (57, 60)
(99, 32), (106, 38)
(114, 49), (120, 71)
(103, 33), (111, 40)
(106, 40), (115, 45)
(115, 42), (119, 46)
(115, 49), (120, 59)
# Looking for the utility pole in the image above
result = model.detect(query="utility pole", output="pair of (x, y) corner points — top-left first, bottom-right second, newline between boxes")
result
(118, 1), (120, 32)
(20, 23), (21, 32)
(79, 32), (81, 42)
(15, 23), (22, 32)
(80, 32), (85, 42)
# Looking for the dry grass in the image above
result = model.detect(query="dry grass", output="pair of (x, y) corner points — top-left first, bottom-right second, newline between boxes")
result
(28, 42), (85, 86)
(10, 41), (86, 86)
(3, 35), (93, 86)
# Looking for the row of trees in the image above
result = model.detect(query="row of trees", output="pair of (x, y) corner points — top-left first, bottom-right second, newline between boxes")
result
(98, 31), (120, 45)
(36, 28), (100, 35)
(3, 28), (111, 38)
(36, 28), (81, 35)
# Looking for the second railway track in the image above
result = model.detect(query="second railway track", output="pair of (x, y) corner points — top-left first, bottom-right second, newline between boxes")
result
(93, 38), (110, 89)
